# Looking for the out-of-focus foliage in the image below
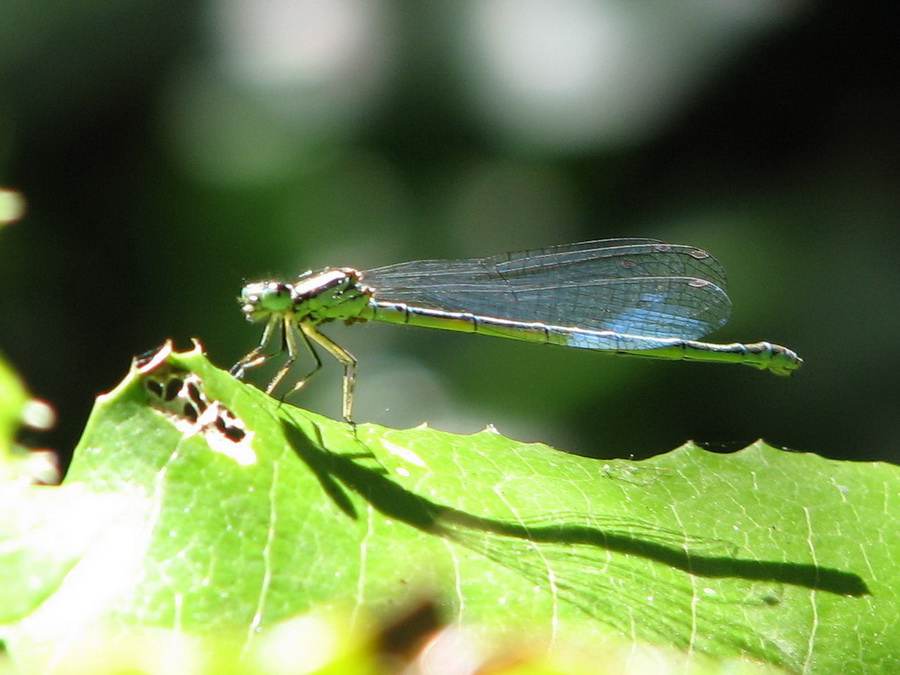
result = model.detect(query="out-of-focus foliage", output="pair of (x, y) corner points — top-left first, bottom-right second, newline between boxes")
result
(1, 2), (898, 464)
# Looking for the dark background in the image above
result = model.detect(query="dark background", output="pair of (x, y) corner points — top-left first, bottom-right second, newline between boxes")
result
(1, 2), (897, 464)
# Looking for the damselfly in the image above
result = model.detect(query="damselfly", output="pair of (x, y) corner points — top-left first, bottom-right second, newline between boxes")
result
(231, 238), (802, 422)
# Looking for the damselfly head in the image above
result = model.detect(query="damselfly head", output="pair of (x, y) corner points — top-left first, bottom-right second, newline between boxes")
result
(239, 281), (294, 322)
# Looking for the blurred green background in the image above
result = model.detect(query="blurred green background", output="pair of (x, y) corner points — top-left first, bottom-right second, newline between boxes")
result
(1, 2), (897, 465)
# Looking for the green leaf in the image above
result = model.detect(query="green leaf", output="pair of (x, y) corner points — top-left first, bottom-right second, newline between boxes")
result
(1, 354), (58, 485)
(1, 343), (896, 673)
(0, 353), (30, 464)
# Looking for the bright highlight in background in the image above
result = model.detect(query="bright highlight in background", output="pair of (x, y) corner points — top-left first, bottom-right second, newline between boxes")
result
(458, 0), (798, 149)
(216, 0), (391, 91)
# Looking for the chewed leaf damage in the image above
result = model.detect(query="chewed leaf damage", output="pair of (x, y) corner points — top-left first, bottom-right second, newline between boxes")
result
(141, 358), (255, 466)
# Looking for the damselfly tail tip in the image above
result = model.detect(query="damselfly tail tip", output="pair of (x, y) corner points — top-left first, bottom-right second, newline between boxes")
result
(766, 345), (803, 376)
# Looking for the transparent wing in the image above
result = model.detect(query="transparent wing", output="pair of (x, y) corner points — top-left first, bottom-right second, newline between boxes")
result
(362, 238), (731, 340)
